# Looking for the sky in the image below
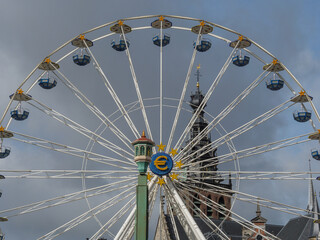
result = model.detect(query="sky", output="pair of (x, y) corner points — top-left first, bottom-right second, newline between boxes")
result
(0, 0), (320, 239)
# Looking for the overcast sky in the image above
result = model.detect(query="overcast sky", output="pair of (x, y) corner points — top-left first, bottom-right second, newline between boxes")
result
(0, 1), (320, 239)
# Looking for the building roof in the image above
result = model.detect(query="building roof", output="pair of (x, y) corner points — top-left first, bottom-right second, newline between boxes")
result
(163, 216), (283, 240)
(131, 131), (155, 146)
(277, 214), (319, 240)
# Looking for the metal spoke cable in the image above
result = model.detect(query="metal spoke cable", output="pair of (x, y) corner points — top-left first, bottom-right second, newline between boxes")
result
(164, 181), (229, 240)
(175, 67), (272, 162)
(89, 195), (136, 240)
(28, 99), (134, 159)
(1, 170), (137, 179)
(166, 26), (203, 152)
(187, 178), (318, 219)
(176, 185), (241, 240)
(181, 132), (311, 170)
(180, 170), (320, 181)
(1, 179), (135, 218)
(83, 39), (140, 139)
(39, 187), (136, 240)
(11, 131), (136, 170)
(114, 176), (157, 240)
(165, 193), (181, 240)
(121, 26), (153, 141)
(174, 40), (239, 152)
(179, 98), (295, 164)
(49, 65), (133, 150)
(177, 182), (278, 240)
(160, 20), (163, 144)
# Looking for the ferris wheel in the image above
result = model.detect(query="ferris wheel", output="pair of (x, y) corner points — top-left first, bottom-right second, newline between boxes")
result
(0, 15), (319, 240)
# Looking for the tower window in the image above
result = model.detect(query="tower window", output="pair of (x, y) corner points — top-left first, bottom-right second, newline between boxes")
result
(207, 195), (213, 218)
(140, 146), (145, 155)
(218, 197), (226, 219)
(193, 194), (201, 217)
(135, 146), (139, 156)
(146, 146), (151, 156)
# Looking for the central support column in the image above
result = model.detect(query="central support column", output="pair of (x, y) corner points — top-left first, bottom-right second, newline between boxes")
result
(131, 131), (155, 240)
(136, 174), (148, 240)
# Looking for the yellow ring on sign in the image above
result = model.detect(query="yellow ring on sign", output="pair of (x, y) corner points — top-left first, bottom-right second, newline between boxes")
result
(154, 155), (168, 170)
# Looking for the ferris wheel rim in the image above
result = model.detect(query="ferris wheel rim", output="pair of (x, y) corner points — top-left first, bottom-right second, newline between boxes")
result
(1, 14), (319, 240)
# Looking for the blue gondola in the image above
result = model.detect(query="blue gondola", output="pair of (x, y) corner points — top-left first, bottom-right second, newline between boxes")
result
(232, 55), (250, 67)
(312, 150), (320, 160)
(193, 40), (211, 52)
(0, 148), (10, 159)
(266, 79), (284, 91)
(73, 54), (91, 66)
(10, 109), (29, 121)
(38, 78), (57, 89)
(293, 110), (311, 122)
(111, 40), (129, 51)
(153, 34), (170, 47)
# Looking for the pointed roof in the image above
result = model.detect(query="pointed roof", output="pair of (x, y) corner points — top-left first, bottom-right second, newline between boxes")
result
(251, 202), (267, 223)
(307, 160), (320, 237)
(278, 161), (320, 239)
(131, 131), (155, 146)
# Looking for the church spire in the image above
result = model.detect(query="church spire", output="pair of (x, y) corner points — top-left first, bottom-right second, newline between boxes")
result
(256, 201), (261, 217)
(308, 159), (316, 212)
(195, 64), (201, 90)
(307, 160), (320, 238)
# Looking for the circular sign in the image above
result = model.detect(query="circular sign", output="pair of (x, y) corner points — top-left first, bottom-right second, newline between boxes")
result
(149, 152), (173, 176)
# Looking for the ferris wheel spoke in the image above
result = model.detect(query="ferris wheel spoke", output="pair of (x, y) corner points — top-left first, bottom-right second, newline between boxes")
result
(182, 132), (312, 170)
(82, 40), (140, 139)
(166, 28), (203, 152)
(120, 26), (154, 141)
(176, 182), (279, 240)
(176, 67), (275, 162)
(187, 178), (317, 221)
(167, 183), (230, 240)
(148, 182), (159, 222)
(1, 169), (137, 179)
(224, 170), (318, 181)
(159, 20), (164, 144)
(163, 177), (207, 240)
(1, 179), (136, 218)
(176, 68), (272, 161)
(165, 193), (181, 240)
(179, 170), (319, 181)
(177, 187), (248, 240)
(27, 99), (133, 158)
(114, 176), (157, 240)
(89, 195), (136, 240)
(174, 40), (239, 152)
(179, 99), (296, 164)
(38, 186), (136, 240)
(10, 131), (136, 169)
(48, 65), (132, 150)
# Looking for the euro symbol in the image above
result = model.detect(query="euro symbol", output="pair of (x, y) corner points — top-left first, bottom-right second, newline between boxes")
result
(154, 156), (168, 170)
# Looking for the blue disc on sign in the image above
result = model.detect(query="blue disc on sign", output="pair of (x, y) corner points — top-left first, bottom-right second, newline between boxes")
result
(149, 152), (173, 176)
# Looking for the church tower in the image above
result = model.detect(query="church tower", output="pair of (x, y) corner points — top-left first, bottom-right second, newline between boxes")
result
(182, 65), (233, 220)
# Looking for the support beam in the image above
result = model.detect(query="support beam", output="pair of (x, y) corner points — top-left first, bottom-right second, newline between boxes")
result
(164, 177), (206, 240)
